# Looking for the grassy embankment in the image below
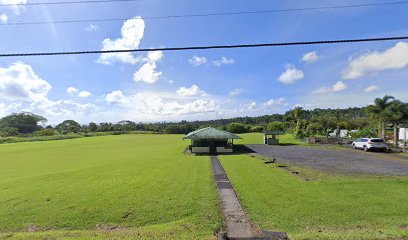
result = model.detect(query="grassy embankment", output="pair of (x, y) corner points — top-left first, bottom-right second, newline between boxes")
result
(0, 134), (222, 239)
(220, 133), (408, 239)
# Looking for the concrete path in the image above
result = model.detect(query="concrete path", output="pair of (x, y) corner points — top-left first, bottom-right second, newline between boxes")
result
(210, 155), (255, 239)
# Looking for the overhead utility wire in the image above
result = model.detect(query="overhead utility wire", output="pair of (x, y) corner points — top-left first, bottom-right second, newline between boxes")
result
(1, 0), (408, 26)
(0, 0), (142, 7)
(1, 36), (408, 58)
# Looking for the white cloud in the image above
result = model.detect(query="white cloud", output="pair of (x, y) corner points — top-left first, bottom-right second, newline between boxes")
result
(342, 42), (408, 79)
(0, 62), (96, 123)
(78, 91), (91, 98)
(213, 57), (235, 66)
(105, 90), (126, 104)
(104, 90), (219, 118)
(229, 88), (243, 96)
(133, 62), (161, 84)
(97, 17), (145, 65)
(0, 62), (51, 101)
(85, 23), (99, 32)
(262, 97), (287, 106)
(277, 66), (304, 84)
(176, 85), (206, 97)
(146, 51), (163, 62)
(66, 87), (79, 95)
(133, 50), (163, 84)
(0, 13), (8, 23)
(313, 81), (347, 94)
(189, 56), (207, 66)
(364, 85), (379, 93)
(239, 101), (257, 112)
(301, 51), (320, 63)
(30, 99), (96, 119)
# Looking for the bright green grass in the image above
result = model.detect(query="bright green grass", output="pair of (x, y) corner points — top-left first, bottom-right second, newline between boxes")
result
(236, 133), (306, 145)
(0, 134), (221, 239)
(219, 154), (408, 240)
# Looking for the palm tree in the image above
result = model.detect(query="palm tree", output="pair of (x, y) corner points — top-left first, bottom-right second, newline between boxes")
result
(287, 107), (306, 137)
(386, 101), (408, 148)
(366, 95), (395, 139)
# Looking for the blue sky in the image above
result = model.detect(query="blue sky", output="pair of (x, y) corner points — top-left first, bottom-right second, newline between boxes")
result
(0, 0), (408, 124)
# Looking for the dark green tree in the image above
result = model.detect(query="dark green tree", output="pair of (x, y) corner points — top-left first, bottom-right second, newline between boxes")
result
(0, 112), (47, 134)
(88, 122), (98, 132)
(56, 120), (81, 134)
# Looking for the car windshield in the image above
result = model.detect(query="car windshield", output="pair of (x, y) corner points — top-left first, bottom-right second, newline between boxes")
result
(370, 139), (384, 142)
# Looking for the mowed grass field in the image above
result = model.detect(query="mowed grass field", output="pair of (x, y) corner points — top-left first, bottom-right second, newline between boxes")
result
(0, 134), (222, 239)
(220, 147), (408, 239)
(236, 133), (306, 145)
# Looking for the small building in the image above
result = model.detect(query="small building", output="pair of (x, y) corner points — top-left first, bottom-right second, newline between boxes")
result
(263, 131), (284, 145)
(184, 127), (241, 154)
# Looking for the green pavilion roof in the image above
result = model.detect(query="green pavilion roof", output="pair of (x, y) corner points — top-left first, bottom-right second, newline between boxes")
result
(183, 127), (242, 140)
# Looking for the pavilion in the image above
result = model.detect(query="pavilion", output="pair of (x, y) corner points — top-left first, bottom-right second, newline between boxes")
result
(183, 127), (242, 154)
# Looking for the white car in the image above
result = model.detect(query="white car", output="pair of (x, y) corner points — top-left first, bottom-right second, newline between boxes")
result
(352, 138), (388, 152)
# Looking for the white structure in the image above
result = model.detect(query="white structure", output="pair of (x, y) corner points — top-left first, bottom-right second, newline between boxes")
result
(399, 128), (407, 141)
(328, 129), (358, 138)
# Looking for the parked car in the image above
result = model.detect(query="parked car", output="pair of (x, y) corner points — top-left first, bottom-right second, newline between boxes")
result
(352, 138), (388, 152)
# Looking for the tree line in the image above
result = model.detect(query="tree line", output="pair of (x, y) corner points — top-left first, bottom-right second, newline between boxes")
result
(1, 96), (407, 146)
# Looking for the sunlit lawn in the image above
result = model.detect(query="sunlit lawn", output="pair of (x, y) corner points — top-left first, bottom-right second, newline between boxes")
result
(219, 154), (408, 240)
(0, 134), (221, 239)
(237, 132), (306, 145)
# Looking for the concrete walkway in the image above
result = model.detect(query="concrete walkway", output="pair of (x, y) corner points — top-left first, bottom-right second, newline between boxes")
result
(210, 155), (255, 239)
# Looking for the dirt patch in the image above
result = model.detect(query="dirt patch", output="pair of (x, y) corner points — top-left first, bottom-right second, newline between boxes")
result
(246, 144), (408, 176)
(95, 224), (125, 231)
(26, 224), (41, 232)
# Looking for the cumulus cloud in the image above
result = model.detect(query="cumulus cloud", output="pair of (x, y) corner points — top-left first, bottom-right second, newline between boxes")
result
(277, 66), (304, 84)
(133, 62), (161, 84)
(301, 51), (320, 63)
(133, 51), (163, 84)
(0, 62), (96, 122)
(66, 87), (79, 94)
(176, 85), (206, 97)
(229, 88), (243, 96)
(213, 57), (235, 66)
(105, 90), (126, 104)
(342, 42), (408, 79)
(364, 85), (379, 93)
(78, 91), (91, 98)
(239, 101), (257, 112)
(104, 90), (219, 117)
(313, 81), (347, 94)
(0, 62), (51, 101)
(189, 56), (207, 66)
(30, 99), (96, 118)
(97, 17), (145, 65)
(262, 97), (287, 106)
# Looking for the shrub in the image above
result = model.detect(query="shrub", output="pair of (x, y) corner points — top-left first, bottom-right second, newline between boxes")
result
(267, 121), (285, 132)
(35, 129), (56, 136)
(250, 126), (264, 133)
(0, 127), (19, 137)
(227, 122), (250, 133)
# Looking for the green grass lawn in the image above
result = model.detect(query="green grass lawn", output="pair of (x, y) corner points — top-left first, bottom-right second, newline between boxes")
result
(219, 154), (408, 240)
(0, 134), (221, 239)
(236, 133), (306, 145)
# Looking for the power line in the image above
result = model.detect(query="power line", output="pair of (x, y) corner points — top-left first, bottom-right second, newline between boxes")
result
(1, 36), (407, 58)
(0, 0), (142, 7)
(1, 0), (408, 26)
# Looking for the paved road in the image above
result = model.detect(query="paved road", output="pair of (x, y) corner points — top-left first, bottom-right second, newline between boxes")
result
(246, 144), (408, 176)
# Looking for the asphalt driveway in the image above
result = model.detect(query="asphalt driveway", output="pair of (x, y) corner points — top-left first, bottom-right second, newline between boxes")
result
(246, 144), (408, 176)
